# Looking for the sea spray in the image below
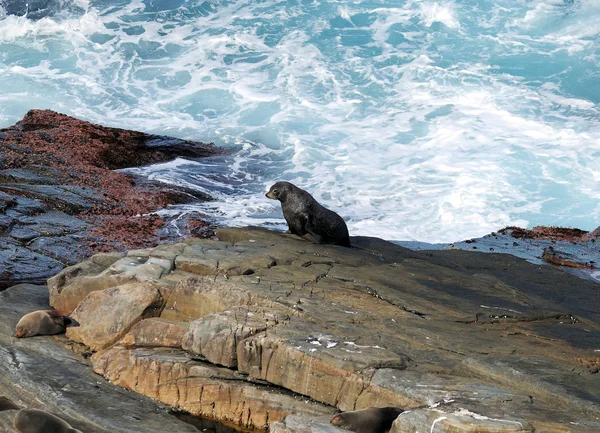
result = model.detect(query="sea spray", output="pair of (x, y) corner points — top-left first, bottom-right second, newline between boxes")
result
(0, 0), (598, 242)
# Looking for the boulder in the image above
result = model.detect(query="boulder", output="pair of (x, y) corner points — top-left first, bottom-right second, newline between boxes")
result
(120, 318), (189, 348)
(66, 282), (163, 351)
(92, 346), (335, 430)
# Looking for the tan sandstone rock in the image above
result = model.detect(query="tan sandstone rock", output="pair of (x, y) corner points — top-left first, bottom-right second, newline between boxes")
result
(119, 318), (189, 348)
(45, 227), (600, 432)
(181, 306), (290, 367)
(66, 282), (163, 351)
(92, 346), (335, 429)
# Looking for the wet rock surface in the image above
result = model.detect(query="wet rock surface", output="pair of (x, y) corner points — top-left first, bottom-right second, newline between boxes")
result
(397, 225), (600, 283)
(0, 110), (220, 290)
(41, 227), (600, 432)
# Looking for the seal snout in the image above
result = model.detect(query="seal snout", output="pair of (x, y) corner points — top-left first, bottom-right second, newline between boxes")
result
(14, 327), (25, 338)
(330, 414), (342, 426)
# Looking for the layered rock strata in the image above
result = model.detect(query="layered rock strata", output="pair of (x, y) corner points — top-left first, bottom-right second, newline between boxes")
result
(47, 227), (600, 432)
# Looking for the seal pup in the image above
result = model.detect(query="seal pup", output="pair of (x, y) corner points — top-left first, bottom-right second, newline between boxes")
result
(330, 407), (404, 433)
(265, 181), (351, 247)
(13, 409), (82, 433)
(14, 310), (77, 338)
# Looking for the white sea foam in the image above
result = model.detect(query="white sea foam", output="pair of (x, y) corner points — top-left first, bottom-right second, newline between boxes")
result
(0, 0), (599, 243)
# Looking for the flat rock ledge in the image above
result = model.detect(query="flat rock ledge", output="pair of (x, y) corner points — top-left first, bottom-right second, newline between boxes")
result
(46, 227), (600, 432)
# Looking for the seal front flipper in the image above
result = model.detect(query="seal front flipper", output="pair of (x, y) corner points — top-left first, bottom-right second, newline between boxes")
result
(305, 222), (323, 244)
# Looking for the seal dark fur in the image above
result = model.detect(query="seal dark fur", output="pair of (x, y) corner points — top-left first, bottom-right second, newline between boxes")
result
(266, 181), (351, 247)
(13, 409), (82, 433)
(330, 407), (403, 433)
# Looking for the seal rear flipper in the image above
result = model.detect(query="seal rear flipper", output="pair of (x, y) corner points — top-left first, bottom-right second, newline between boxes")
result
(47, 310), (79, 328)
(306, 224), (324, 244)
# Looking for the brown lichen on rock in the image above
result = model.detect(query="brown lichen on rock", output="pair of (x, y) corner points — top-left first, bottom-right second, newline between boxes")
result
(0, 109), (219, 258)
(500, 226), (589, 242)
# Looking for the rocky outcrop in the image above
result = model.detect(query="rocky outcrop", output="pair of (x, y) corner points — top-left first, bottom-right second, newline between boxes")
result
(399, 225), (600, 282)
(0, 110), (220, 289)
(0, 283), (212, 433)
(45, 227), (600, 432)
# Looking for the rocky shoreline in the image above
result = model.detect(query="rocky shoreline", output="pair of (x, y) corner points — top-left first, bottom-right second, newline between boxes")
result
(0, 110), (221, 290)
(1, 112), (599, 432)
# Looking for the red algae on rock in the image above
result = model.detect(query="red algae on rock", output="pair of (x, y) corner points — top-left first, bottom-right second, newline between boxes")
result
(0, 109), (219, 259)
(499, 225), (591, 242)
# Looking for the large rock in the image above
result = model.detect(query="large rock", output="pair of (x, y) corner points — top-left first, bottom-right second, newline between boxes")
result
(0, 283), (204, 433)
(46, 227), (600, 432)
(120, 318), (189, 348)
(49, 254), (173, 314)
(66, 282), (163, 351)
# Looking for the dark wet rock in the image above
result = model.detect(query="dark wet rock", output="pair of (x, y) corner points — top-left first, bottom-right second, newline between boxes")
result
(0, 110), (220, 289)
(397, 226), (600, 283)
(28, 234), (91, 266)
(0, 238), (63, 290)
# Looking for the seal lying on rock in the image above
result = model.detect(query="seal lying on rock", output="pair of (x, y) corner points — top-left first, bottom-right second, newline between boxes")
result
(265, 181), (351, 247)
(0, 396), (20, 411)
(330, 407), (404, 433)
(14, 310), (77, 338)
(13, 409), (82, 433)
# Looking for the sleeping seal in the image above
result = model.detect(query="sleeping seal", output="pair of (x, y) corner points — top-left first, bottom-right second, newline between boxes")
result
(14, 310), (77, 338)
(265, 181), (351, 247)
(330, 407), (404, 433)
(13, 409), (82, 433)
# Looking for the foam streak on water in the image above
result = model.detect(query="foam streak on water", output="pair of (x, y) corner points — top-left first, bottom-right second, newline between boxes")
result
(1, 0), (599, 242)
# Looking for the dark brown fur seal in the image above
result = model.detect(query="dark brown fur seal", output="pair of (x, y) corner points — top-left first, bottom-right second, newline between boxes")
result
(13, 409), (82, 433)
(0, 396), (20, 411)
(14, 310), (77, 338)
(266, 181), (351, 247)
(330, 407), (404, 433)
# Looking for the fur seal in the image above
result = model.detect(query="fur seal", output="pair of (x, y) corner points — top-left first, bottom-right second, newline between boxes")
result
(329, 407), (404, 433)
(13, 409), (82, 433)
(0, 396), (20, 411)
(14, 310), (76, 338)
(265, 181), (351, 247)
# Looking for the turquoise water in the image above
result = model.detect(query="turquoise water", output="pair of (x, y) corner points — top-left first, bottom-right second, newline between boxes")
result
(0, 0), (599, 242)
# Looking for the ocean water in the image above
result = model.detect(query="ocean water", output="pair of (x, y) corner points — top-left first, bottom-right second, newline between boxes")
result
(0, 0), (599, 243)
